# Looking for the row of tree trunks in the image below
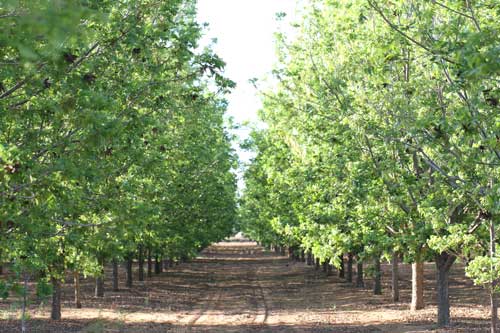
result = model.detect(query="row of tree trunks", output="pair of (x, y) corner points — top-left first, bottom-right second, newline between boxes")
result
(288, 247), (471, 330)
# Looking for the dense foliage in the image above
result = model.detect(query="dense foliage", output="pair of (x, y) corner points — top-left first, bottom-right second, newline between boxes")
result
(240, 0), (500, 329)
(0, 0), (237, 322)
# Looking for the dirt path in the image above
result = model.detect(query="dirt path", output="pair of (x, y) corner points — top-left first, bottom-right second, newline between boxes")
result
(0, 240), (495, 332)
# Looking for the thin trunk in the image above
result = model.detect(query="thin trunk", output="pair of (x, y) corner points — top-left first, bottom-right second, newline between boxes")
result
(95, 256), (104, 297)
(391, 252), (399, 302)
(315, 258), (320, 271)
(126, 256), (133, 288)
(373, 256), (382, 295)
(21, 273), (28, 333)
(436, 252), (456, 327)
(326, 262), (333, 276)
(322, 261), (327, 273)
(339, 254), (345, 278)
(51, 277), (62, 320)
(490, 218), (498, 333)
(112, 259), (119, 291)
(300, 250), (305, 262)
(159, 256), (164, 272)
(411, 254), (425, 311)
(306, 252), (313, 265)
(147, 250), (153, 278)
(74, 271), (82, 308)
(138, 244), (144, 282)
(356, 259), (364, 288)
(154, 256), (161, 274)
(169, 258), (174, 268)
(347, 253), (353, 283)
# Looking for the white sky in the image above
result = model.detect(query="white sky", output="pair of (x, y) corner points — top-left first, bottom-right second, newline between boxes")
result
(196, 0), (299, 188)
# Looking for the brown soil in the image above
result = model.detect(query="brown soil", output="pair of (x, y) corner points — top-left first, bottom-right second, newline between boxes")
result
(0, 241), (494, 332)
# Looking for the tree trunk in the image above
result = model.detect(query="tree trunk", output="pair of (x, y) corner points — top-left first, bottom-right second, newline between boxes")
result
(373, 256), (382, 295)
(154, 256), (161, 274)
(436, 252), (456, 327)
(21, 273), (28, 333)
(411, 255), (425, 311)
(112, 259), (119, 291)
(95, 276), (104, 297)
(326, 263), (333, 276)
(339, 254), (345, 278)
(138, 245), (144, 282)
(306, 252), (313, 265)
(74, 271), (82, 308)
(159, 256), (164, 272)
(126, 256), (133, 288)
(51, 277), (62, 320)
(300, 250), (305, 262)
(356, 260), (364, 288)
(315, 258), (320, 271)
(391, 252), (399, 302)
(147, 250), (153, 278)
(169, 258), (174, 268)
(95, 256), (105, 297)
(490, 218), (498, 333)
(347, 253), (353, 283)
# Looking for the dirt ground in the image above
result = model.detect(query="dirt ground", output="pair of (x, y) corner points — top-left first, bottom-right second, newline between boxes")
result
(0, 240), (494, 332)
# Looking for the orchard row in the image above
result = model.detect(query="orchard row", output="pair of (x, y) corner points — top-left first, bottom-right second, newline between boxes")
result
(240, 1), (500, 331)
(0, 0), (237, 324)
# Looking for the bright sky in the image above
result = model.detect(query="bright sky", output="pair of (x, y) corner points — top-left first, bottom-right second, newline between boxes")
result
(196, 0), (299, 188)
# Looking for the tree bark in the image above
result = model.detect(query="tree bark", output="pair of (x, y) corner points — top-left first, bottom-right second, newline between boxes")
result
(95, 256), (105, 297)
(21, 273), (28, 333)
(300, 250), (305, 262)
(306, 252), (313, 265)
(347, 253), (353, 283)
(339, 254), (345, 278)
(147, 250), (153, 278)
(95, 275), (104, 297)
(74, 271), (82, 308)
(138, 244), (144, 282)
(356, 259), (364, 288)
(373, 256), (382, 295)
(490, 218), (498, 333)
(126, 256), (133, 288)
(51, 277), (62, 320)
(436, 252), (456, 327)
(154, 256), (161, 274)
(315, 258), (320, 271)
(411, 255), (425, 311)
(391, 252), (399, 302)
(326, 262), (333, 276)
(112, 259), (119, 291)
